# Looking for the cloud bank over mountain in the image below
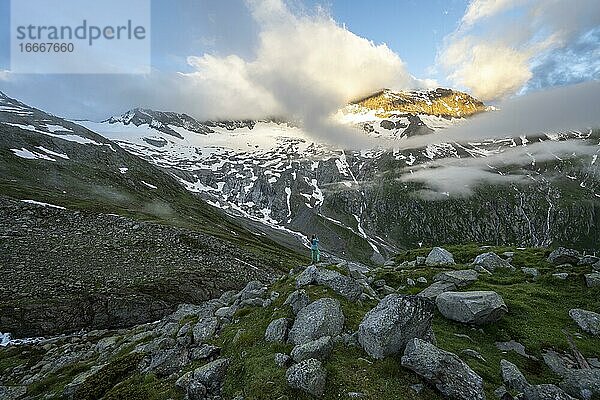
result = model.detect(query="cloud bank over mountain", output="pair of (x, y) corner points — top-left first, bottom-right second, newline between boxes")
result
(439, 0), (600, 101)
(180, 0), (426, 121)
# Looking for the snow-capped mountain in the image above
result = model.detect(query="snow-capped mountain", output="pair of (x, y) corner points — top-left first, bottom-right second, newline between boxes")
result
(79, 88), (600, 263)
(0, 90), (304, 262)
(105, 108), (258, 138)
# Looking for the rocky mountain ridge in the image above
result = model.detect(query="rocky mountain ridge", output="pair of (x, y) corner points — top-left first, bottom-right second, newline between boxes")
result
(351, 87), (488, 118)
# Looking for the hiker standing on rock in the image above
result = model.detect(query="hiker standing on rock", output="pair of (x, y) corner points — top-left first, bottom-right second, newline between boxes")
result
(310, 234), (320, 264)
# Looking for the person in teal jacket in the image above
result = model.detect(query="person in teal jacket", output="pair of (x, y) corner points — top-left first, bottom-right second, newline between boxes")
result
(310, 234), (320, 264)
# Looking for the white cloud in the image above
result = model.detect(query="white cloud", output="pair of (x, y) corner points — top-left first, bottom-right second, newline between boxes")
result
(461, 0), (524, 26)
(442, 39), (532, 101)
(440, 0), (600, 101)
(401, 139), (599, 196)
(0, 70), (10, 81)
(398, 81), (600, 149)
(181, 0), (422, 130)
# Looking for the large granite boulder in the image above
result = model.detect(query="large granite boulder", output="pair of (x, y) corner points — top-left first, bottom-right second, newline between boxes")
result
(472, 252), (514, 272)
(286, 358), (327, 398)
(296, 267), (362, 301)
(548, 247), (581, 266)
(569, 309), (600, 336)
(291, 336), (333, 362)
(425, 247), (455, 267)
(265, 318), (291, 343)
(433, 270), (478, 287)
(436, 291), (508, 324)
(401, 338), (485, 400)
(288, 298), (344, 345)
(358, 294), (434, 359)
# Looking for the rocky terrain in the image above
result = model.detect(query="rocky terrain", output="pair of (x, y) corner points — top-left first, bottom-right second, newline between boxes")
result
(350, 88), (488, 119)
(1, 244), (599, 399)
(0, 196), (296, 338)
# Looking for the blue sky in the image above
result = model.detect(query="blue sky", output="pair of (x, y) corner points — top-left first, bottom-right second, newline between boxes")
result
(0, 0), (598, 120)
(0, 0), (467, 83)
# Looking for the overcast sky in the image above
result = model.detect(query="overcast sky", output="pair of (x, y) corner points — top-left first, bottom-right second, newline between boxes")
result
(0, 0), (598, 121)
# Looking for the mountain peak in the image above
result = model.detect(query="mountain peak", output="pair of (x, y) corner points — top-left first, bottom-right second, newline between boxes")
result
(352, 87), (487, 118)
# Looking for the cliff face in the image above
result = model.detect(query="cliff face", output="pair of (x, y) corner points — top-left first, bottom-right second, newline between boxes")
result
(352, 88), (488, 118)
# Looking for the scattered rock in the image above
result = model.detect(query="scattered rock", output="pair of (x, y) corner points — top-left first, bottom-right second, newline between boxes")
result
(296, 266), (362, 301)
(461, 348), (487, 363)
(291, 336), (333, 362)
(500, 359), (529, 392)
(190, 344), (220, 361)
(559, 369), (600, 400)
(433, 269), (478, 287)
(358, 294), (434, 359)
(215, 305), (237, 319)
(144, 347), (189, 376)
(569, 309), (600, 336)
(286, 358), (327, 398)
(425, 247), (455, 267)
(283, 289), (310, 315)
(0, 386), (27, 400)
(288, 298), (344, 345)
(186, 380), (207, 400)
(494, 385), (512, 400)
(472, 252), (514, 272)
(524, 384), (577, 400)
(500, 359), (576, 400)
(193, 317), (219, 344)
(296, 266), (318, 287)
(585, 273), (600, 288)
(348, 392), (366, 398)
(274, 353), (292, 368)
(418, 281), (457, 300)
(410, 384), (424, 394)
(521, 267), (539, 279)
(401, 338), (485, 400)
(578, 255), (599, 266)
(265, 318), (291, 343)
(416, 277), (428, 284)
(407, 278), (416, 286)
(548, 247), (581, 266)
(314, 268), (363, 301)
(436, 291), (508, 324)
(553, 273), (569, 280)
(593, 261), (600, 272)
(496, 340), (536, 360)
(193, 358), (230, 392)
(588, 358), (600, 369)
(416, 256), (426, 266)
(238, 281), (267, 301)
(542, 350), (569, 376)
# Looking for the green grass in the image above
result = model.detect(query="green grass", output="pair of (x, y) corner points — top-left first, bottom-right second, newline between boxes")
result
(72, 352), (144, 400)
(104, 374), (183, 400)
(2, 244), (598, 399)
(213, 245), (600, 399)
(27, 361), (92, 398)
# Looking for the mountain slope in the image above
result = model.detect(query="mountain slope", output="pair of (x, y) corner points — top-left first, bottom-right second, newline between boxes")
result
(0, 91), (305, 337)
(82, 89), (600, 264)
